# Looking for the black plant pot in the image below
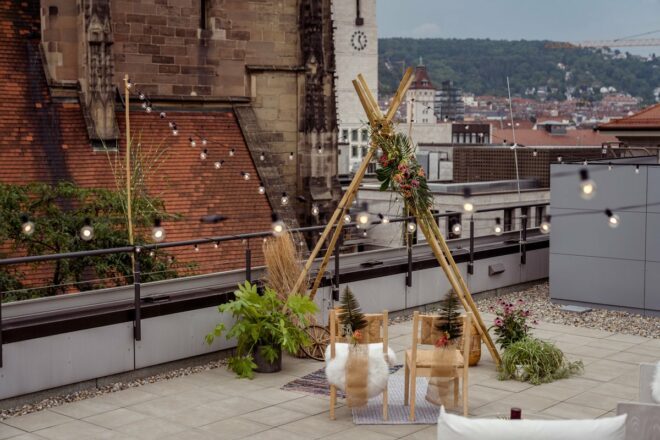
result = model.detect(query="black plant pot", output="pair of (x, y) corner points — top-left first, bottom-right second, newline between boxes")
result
(253, 345), (282, 373)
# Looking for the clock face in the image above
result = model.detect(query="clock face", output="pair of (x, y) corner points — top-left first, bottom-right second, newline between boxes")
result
(350, 30), (368, 51)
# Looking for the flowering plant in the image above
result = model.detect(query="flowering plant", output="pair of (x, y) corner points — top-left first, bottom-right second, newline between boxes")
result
(489, 298), (537, 349)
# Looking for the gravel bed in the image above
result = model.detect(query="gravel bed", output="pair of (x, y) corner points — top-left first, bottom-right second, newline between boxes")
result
(0, 359), (227, 420)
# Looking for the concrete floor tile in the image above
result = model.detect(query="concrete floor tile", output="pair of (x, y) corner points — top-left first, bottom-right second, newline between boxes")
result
(517, 383), (584, 401)
(204, 380), (267, 397)
(561, 327), (614, 339)
(477, 377), (535, 393)
(586, 339), (635, 351)
(321, 426), (397, 439)
(278, 413), (353, 439)
(362, 423), (427, 438)
(241, 406), (308, 426)
(194, 396), (271, 420)
(607, 350), (659, 365)
(243, 387), (305, 405)
(565, 391), (632, 412)
(3, 435), (51, 440)
(33, 420), (118, 440)
(276, 395), (336, 415)
(498, 392), (557, 412)
(560, 344), (620, 359)
(553, 334), (599, 346)
(541, 402), (608, 419)
(591, 381), (639, 400)
(399, 426), (437, 439)
(138, 379), (200, 396)
(48, 399), (119, 419)
(200, 417), (270, 439)
(467, 384), (515, 408)
(605, 333), (650, 344)
(3, 411), (74, 432)
(241, 428), (309, 440)
(115, 417), (188, 440)
(91, 388), (160, 407)
(83, 408), (148, 429)
(0, 422), (26, 440)
(160, 428), (224, 440)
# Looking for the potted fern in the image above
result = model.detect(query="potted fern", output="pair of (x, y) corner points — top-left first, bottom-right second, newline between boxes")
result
(205, 281), (317, 378)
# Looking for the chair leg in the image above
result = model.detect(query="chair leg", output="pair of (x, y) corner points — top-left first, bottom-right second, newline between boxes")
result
(330, 384), (336, 420)
(382, 384), (388, 421)
(404, 362), (410, 406)
(409, 370), (417, 421)
(462, 371), (469, 416)
(453, 377), (459, 407)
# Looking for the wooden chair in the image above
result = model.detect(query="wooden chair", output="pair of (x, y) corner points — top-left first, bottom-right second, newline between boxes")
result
(328, 309), (389, 420)
(404, 311), (472, 420)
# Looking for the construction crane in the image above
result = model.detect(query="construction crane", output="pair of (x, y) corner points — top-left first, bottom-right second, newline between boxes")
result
(572, 29), (660, 48)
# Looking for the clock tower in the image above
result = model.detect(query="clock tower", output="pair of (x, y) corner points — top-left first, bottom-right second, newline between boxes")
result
(332, 0), (378, 174)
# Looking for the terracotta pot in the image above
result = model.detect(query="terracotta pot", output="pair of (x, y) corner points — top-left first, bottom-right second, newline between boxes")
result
(253, 345), (282, 373)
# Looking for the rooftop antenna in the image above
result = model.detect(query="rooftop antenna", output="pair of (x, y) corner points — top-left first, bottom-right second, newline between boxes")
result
(507, 76), (522, 202)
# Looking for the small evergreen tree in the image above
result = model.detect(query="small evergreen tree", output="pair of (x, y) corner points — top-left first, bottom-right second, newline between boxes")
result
(338, 286), (367, 333)
(435, 289), (463, 344)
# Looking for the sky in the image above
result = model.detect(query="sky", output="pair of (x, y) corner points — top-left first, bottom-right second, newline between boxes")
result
(377, 0), (660, 55)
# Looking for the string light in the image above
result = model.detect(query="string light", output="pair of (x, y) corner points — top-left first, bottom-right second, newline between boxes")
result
(200, 149), (208, 160)
(214, 241), (219, 249)
(20, 215), (34, 236)
(462, 187), (474, 214)
(79, 218), (94, 241)
(532, 149), (538, 157)
(149, 250), (155, 257)
(258, 184), (265, 195)
(557, 156), (563, 163)
(189, 137), (196, 147)
(605, 209), (620, 228)
(141, 101), (148, 109)
(241, 171), (250, 181)
(311, 204), (320, 216)
(172, 124), (178, 136)
(407, 220), (417, 234)
(271, 213), (285, 236)
(214, 160), (224, 169)
(281, 192), (289, 206)
(357, 212), (370, 225)
(289, 152), (294, 160)
(126, 79), (133, 89)
(451, 221), (462, 235)
(608, 162), (613, 171)
(579, 168), (596, 200)
(259, 152), (265, 161)
(378, 213), (390, 224)
(583, 159), (588, 166)
(362, 230), (368, 238)
(159, 112), (166, 119)
(138, 91), (146, 100)
(201, 138), (207, 146)
(540, 216), (551, 234)
(229, 148), (235, 157)
(145, 102), (152, 113)
(635, 165), (640, 174)
(493, 217), (503, 236)
(343, 214), (351, 224)
(317, 145), (323, 154)
(194, 244), (199, 252)
(152, 218), (166, 242)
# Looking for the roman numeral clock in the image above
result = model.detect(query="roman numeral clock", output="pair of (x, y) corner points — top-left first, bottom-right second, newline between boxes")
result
(351, 0), (367, 52)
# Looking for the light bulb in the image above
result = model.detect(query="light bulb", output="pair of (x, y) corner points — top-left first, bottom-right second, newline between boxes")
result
(168, 121), (175, 129)
(493, 218), (503, 236)
(344, 214), (351, 224)
(200, 149), (208, 160)
(452, 222), (462, 235)
(272, 220), (285, 236)
(533, 149), (538, 157)
(145, 105), (152, 113)
(21, 220), (35, 236)
(407, 221), (417, 233)
(382, 216), (390, 224)
(579, 169), (596, 200)
(214, 161), (222, 169)
(79, 224), (94, 241)
(281, 193), (289, 205)
(259, 152), (265, 161)
(141, 101), (147, 109)
(557, 156), (562, 163)
(258, 185), (265, 195)
(229, 148), (235, 157)
(608, 162), (613, 171)
(160, 112), (166, 119)
(202, 138), (207, 146)
(152, 227), (165, 242)
(189, 137), (196, 147)
(606, 209), (620, 228)
(362, 230), (368, 238)
(462, 201), (474, 214)
(357, 212), (369, 225)
(635, 165), (640, 174)
(289, 152), (294, 160)
(540, 218), (551, 234)
(214, 241), (219, 249)
(172, 128), (178, 136)
(317, 146), (323, 154)
(126, 79), (133, 89)
(149, 251), (155, 257)
(138, 91), (146, 100)
(242, 172), (250, 181)
(311, 204), (320, 216)
(194, 244), (199, 252)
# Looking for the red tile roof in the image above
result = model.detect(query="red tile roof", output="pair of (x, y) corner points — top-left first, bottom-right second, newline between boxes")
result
(491, 127), (616, 147)
(598, 103), (660, 130)
(410, 65), (434, 90)
(0, 1), (274, 290)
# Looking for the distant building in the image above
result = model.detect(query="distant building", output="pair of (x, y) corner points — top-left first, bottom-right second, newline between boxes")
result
(597, 103), (660, 160)
(435, 80), (465, 121)
(405, 62), (437, 124)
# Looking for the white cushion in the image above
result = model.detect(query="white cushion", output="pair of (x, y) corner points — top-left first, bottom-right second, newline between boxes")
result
(324, 343), (397, 398)
(652, 362), (660, 403)
(437, 406), (627, 440)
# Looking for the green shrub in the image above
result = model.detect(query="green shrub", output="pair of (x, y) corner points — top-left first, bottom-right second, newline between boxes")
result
(498, 337), (584, 385)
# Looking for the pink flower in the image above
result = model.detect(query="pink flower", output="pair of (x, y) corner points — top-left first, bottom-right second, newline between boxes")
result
(411, 179), (420, 188)
(397, 163), (408, 173)
(494, 317), (503, 327)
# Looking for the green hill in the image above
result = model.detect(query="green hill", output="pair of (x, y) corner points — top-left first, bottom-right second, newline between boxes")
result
(379, 38), (659, 103)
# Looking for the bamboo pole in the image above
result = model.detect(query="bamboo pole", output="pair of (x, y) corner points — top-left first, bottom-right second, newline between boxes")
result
(385, 67), (414, 122)
(357, 74), (383, 120)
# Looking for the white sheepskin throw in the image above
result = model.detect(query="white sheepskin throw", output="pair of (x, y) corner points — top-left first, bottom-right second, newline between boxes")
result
(652, 362), (660, 403)
(324, 343), (397, 398)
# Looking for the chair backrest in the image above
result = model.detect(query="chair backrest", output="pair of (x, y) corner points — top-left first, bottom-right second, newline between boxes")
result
(329, 309), (388, 358)
(617, 402), (660, 440)
(411, 311), (472, 365)
(639, 363), (657, 404)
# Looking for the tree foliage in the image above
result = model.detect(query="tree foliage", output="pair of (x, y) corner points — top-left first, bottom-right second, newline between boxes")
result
(435, 289), (463, 343)
(0, 181), (183, 300)
(380, 38), (659, 103)
(338, 286), (368, 333)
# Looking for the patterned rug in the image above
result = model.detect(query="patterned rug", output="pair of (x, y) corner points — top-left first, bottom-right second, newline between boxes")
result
(281, 364), (402, 399)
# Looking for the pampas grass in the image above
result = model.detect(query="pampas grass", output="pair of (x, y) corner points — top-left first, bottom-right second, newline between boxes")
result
(263, 232), (308, 299)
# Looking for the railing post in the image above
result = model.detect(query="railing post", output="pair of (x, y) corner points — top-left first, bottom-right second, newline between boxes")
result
(468, 216), (475, 275)
(406, 228), (413, 287)
(245, 239), (252, 283)
(521, 214), (528, 265)
(332, 229), (341, 302)
(0, 290), (3, 368)
(133, 247), (142, 341)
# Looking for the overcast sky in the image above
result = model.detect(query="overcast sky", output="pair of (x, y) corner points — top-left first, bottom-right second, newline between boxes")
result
(377, 0), (660, 54)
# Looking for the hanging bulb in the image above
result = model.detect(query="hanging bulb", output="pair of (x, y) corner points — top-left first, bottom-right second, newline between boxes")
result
(258, 184), (265, 195)
(605, 209), (620, 228)
(149, 250), (155, 257)
(540, 216), (551, 234)
(229, 148), (235, 157)
(241, 171), (250, 180)
(20, 215), (35, 236)
(532, 149), (538, 157)
(259, 152), (265, 161)
(608, 162), (613, 171)
(378, 213), (390, 224)
(317, 145), (323, 154)
(159, 112), (166, 119)
(557, 156), (563, 163)
(200, 149), (208, 160)
(311, 204), (320, 216)
(407, 221), (417, 234)
(126, 79), (133, 89)
(141, 101), (148, 109)
(451, 221), (462, 235)
(281, 192), (289, 206)
(202, 138), (207, 146)
(79, 218), (94, 241)
(579, 168), (596, 200)
(357, 211), (370, 225)
(344, 214), (351, 224)
(493, 217), (503, 236)
(172, 126), (178, 136)
(214, 160), (223, 169)
(138, 91), (146, 100)
(194, 244), (199, 252)
(635, 165), (640, 174)
(145, 103), (152, 113)
(289, 152), (294, 160)
(189, 137), (196, 147)
(152, 218), (166, 242)
(214, 241), (219, 249)
(462, 187), (474, 214)
(168, 121), (175, 129)
(583, 159), (588, 166)
(271, 214), (285, 236)
(362, 230), (368, 238)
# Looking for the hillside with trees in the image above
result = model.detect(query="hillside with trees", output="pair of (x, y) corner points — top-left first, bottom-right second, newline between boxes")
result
(379, 38), (660, 103)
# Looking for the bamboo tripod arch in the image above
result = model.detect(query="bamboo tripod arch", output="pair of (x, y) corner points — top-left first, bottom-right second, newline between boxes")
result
(292, 68), (501, 366)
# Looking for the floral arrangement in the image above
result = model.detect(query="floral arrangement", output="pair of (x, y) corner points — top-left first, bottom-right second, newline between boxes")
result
(374, 132), (433, 217)
(490, 298), (537, 349)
